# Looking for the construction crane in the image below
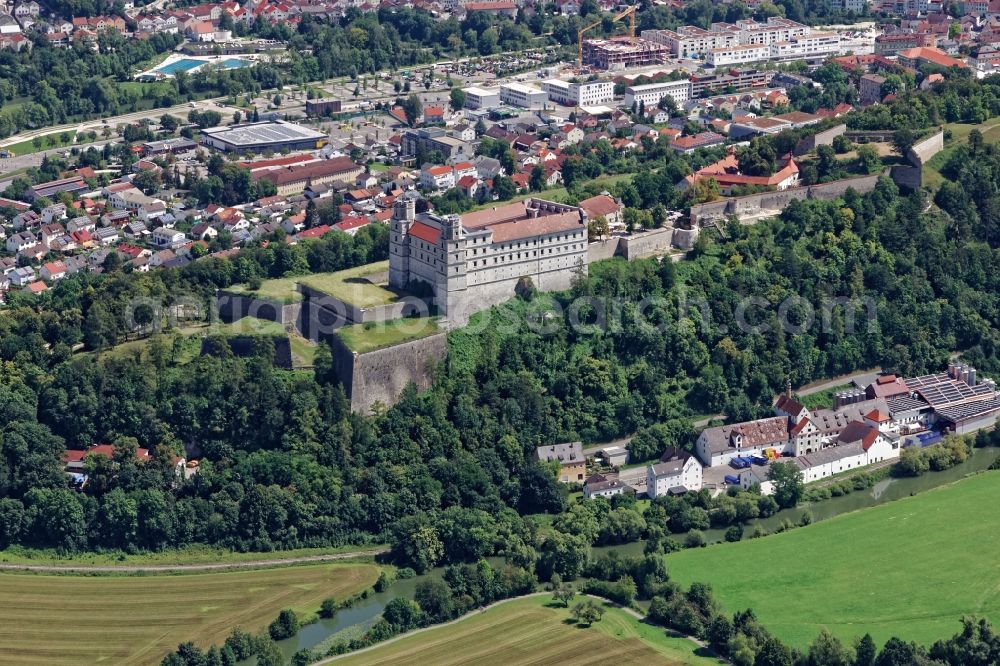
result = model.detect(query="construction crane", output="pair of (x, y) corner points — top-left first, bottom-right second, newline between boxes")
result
(577, 5), (637, 69)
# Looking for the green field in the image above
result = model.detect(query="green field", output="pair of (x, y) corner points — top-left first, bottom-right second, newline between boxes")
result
(0, 563), (379, 666)
(228, 275), (305, 304)
(924, 118), (1000, 188)
(0, 544), (383, 567)
(4, 131), (79, 157)
(231, 261), (401, 309)
(333, 595), (722, 666)
(667, 471), (1000, 649)
(299, 261), (401, 308)
(336, 317), (439, 354)
(85, 319), (318, 367)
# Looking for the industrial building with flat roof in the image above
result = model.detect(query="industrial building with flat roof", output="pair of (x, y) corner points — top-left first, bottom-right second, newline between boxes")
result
(462, 86), (501, 110)
(582, 37), (670, 70)
(541, 79), (614, 107)
(499, 82), (548, 109)
(623, 79), (692, 109)
(199, 120), (328, 153)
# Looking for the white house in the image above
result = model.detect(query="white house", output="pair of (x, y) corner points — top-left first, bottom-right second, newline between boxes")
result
(150, 227), (185, 249)
(6, 231), (37, 254)
(420, 164), (455, 191)
(8, 265), (36, 287)
(583, 474), (629, 499)
(646, 448), (703, 498)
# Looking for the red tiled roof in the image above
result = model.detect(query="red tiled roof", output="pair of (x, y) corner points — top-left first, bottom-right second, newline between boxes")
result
(409, 221), (440, 244)
(578, 194), (620, 218)
(295, 224), (332, 239)
(488, 211), (581, 243)
(898, 47), (966, 68)
(334, 217), (371, 231)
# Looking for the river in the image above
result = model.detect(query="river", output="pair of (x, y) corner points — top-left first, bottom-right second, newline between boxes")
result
(258, 447), (998, 664)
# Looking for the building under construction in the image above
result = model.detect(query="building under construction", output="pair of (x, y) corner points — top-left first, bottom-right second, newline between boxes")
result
(581, 37), (669, 70)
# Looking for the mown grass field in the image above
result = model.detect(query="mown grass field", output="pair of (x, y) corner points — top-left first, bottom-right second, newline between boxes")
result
(333, 595), (722, 666)
(299, 261), (399, 308)
(336, 317), (439, 354)
(924, 118), (1000, 188)
(667, 471), (1000, 649)
(0, 563), (379, 666)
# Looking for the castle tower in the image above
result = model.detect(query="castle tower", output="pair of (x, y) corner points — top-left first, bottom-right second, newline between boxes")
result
(389, 197), (416, 289)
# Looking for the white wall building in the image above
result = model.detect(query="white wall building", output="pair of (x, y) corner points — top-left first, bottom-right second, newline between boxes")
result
(463, 86), (501, 110)
(542, 79), (615, 107)
(647, 450), (703, 498)
(623, 79), (693, 109)
(499, 83), (548, 109)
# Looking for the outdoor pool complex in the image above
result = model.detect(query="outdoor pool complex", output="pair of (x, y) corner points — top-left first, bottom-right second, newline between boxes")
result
(156, 58), (249, 75)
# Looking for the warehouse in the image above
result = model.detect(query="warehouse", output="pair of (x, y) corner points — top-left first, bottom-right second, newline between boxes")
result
(200, 120), (328, 153)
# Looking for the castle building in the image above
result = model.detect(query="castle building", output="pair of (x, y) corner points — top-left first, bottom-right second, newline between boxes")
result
(389, 197), (589, 324)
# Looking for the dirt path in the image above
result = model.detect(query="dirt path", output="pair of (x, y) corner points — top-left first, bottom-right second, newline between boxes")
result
(0, 548), (388, 573)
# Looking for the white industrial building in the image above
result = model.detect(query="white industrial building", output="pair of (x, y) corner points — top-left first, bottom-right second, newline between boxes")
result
(541, 79), (615, 107)
(499, 82), (548, 109)
(462, 86), (501, 110)
(623, 79), (693, 109)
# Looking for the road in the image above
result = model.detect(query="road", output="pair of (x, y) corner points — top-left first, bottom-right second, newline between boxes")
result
(0, 547), (387, 573)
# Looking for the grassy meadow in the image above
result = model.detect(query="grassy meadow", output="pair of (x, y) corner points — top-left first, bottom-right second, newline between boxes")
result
(667, 471), (1000, 649)
(0, 562), (379, 666)
(332, 594), (722, 666)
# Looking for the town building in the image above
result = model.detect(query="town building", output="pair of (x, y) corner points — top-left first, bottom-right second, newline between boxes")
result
(647, 448), (703, 497)
(690, 69), (772, 97)
(536, 442), (586, 483)
(199, 120), (328, 153)
(305, 98), (343, 116)
(896, 46), (967, 70)
(860, 73), (887, 105)
(389, 196), (588, 324)
(581, 37), (670, 70)
(499, 83), (548, 109)
(401, 128), (472, 161)
(462, 86), (502, 110)
(623, 79), (693, 109)
(541, 79), (615, 107)
(680, 151), (800, 195)
(251, 157), (363, 196)
(583, 474), (630, 498)
(27, 176), (87, 201)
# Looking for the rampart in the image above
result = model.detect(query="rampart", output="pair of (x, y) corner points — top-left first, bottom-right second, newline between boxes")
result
(689, 174), (882, 225)
(329, 331), (448, 413)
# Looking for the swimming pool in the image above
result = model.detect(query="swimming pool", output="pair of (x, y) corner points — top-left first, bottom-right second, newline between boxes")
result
(156, 58), (205, 75)
(221, 58), (248, 69)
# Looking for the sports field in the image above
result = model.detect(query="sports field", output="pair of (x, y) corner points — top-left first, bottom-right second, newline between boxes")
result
(0, 562), (379, 666)
(667, 471), (1000, 649)
(332, 595), (722, 666)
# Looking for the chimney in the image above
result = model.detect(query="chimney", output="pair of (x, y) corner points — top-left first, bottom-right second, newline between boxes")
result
(785, 377), (792, 399)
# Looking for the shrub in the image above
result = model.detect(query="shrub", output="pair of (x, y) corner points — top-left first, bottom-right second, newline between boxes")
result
(319, 598), (337, 619)
(268, 609), (300, 641)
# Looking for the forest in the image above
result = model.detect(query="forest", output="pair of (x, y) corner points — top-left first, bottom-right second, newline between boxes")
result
(3, 142), (1000, 561)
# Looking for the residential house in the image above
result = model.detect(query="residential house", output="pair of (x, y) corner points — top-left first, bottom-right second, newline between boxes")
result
(40, 260), (67, 281)
(647, 448), (703, 498)
(583, 474), (630, 499)
(536, 442), (586, 483)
